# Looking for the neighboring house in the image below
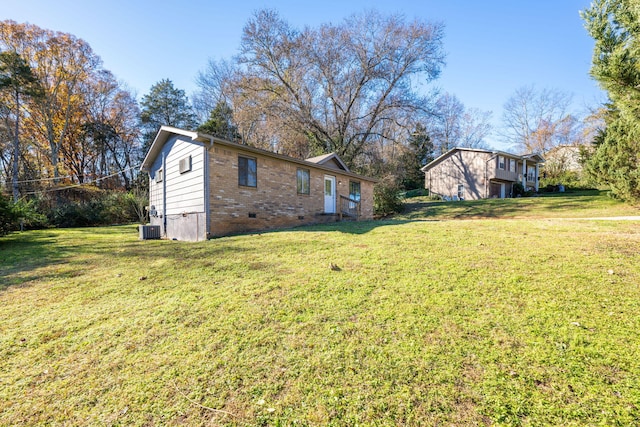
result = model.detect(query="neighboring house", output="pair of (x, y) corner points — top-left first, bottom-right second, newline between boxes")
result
(421, 147), (544, 200)
(140, 126), (376, 241)
(543, 144), (584, 177)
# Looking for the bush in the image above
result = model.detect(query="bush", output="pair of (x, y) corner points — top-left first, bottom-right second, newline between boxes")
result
(374, 179), (403, 216)
(512, 182), (525, 197)
(540, 170), (593, 191)
(402, 188), (429, 198)
(0, 193), (18, 236)
(46, 188), (143, 228)
(13, 198), (48, 230)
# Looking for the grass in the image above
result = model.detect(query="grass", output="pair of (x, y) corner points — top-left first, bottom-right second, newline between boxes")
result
(399, 189), (640, 221)
(1, 191), (639, 426)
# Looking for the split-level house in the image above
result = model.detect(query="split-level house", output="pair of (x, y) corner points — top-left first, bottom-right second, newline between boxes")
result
(140, 126), (376, 241)
(421, 147), (544, 200)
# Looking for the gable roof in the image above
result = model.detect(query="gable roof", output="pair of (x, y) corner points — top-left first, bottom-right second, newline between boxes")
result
(140, 126), (211, 171)
(421, 147), (545, 172)
(305, 153), (350, 172)
(141, 126), (375, 182)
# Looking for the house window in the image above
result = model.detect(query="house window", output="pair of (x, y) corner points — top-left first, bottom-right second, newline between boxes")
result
(238, 156), (257, 187)
(349, 181), (361, 201)
(156, 168), (163, 183)
(509, 158), (516, 173)
(457, 184), (465, 200)
(297, 168), (310, 194)
(179, 155), (192, 174)
(498, 156), (505, 170)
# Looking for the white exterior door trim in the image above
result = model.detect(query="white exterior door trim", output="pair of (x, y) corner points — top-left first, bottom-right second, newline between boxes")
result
(324, 175), (336, 213)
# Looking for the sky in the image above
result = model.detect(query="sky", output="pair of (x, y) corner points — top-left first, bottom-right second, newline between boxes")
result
(1, 0), (605, 151)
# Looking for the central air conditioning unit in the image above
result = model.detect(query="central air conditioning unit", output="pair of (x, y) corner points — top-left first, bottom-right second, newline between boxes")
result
(139, 225), (161, 240)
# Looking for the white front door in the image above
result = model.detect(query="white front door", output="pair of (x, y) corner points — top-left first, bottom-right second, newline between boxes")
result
(324, 175), (336, 213)
(500, 183), (506, 198)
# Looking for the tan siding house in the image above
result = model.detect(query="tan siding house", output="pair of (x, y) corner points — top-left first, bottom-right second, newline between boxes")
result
(421, 147), (544, 200)
(141, 126), (375, 241)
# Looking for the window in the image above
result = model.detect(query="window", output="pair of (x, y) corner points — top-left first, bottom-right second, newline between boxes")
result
(297, 168), (310, 194)
(156, 168), (163, 183)
(349, 181), (361, 201)
(238, 156), (257, 187)
(498, 155), (505, 170)
(509, 158), (516, 173)
(457, 184), (465, 200)
(179, 155), (192, 174)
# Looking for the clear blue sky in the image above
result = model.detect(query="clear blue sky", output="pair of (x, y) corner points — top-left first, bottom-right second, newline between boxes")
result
(2, 0), (604, 151)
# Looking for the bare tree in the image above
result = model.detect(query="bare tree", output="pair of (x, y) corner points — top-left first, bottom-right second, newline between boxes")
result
(196, 9), (445, 169)
(193, 58), (237, 122)
(459, 108), (492, 149)
(430, 93), (464, 155)
(82, 70), (141, 189)
(501, 85), (577, 154)
(428, 92), (492, 155)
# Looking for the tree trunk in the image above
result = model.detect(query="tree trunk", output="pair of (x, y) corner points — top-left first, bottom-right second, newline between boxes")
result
(11, 89), (20, 202)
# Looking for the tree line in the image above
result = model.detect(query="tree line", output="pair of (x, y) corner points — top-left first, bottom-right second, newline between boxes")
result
(1, 5), (633, 234)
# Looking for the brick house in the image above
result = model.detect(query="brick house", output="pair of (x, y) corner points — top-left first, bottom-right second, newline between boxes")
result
(421, 147), (544, 200)
(140, 126), (376, 241)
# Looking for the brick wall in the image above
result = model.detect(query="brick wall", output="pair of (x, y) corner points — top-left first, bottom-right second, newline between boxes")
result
(208, 145), (374, 237)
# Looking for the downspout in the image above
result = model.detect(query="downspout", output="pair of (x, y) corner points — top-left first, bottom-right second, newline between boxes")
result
(162, 152), (167, 236)
(203, 138), (213, 239)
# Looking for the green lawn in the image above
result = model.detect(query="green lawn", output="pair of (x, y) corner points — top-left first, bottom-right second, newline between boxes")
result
(1, 192), (639, 426)
(399, 190), (640, 221)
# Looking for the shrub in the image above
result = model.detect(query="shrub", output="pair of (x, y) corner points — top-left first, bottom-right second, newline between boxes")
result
(46, 188), (142, 228)
(540, 170), (594, 191)
(402, 188), (429, 198)
(0, 193), (18, 236)
(12, 198), (48, 230)
(374, 179), (403, 216)
(512, 182), (525, 197)
(49, 199), (106, 228)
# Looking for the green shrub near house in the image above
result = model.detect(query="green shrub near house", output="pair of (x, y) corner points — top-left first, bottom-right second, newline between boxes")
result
(374, 179), (404, 216)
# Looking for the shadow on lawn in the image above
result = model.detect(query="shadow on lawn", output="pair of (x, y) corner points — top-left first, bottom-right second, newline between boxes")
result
(0, 231), (70, 291)
(400, 199), (520, 220)
(0, 226), (253, 292)
(279, 218), (426, 235)
(400, 190), (619, 220)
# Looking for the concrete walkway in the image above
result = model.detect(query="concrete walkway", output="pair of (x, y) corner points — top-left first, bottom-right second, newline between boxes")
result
(569, 216), (640, 220)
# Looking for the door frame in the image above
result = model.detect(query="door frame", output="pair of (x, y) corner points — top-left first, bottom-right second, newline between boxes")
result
(324, 175), (336, 213)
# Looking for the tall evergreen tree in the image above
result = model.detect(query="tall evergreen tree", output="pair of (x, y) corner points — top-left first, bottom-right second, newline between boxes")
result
(581, 0), (640, 201)
(197, 100), (240, 141)
(139, 79), (197, 155)
(400, 124), (434, 190)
